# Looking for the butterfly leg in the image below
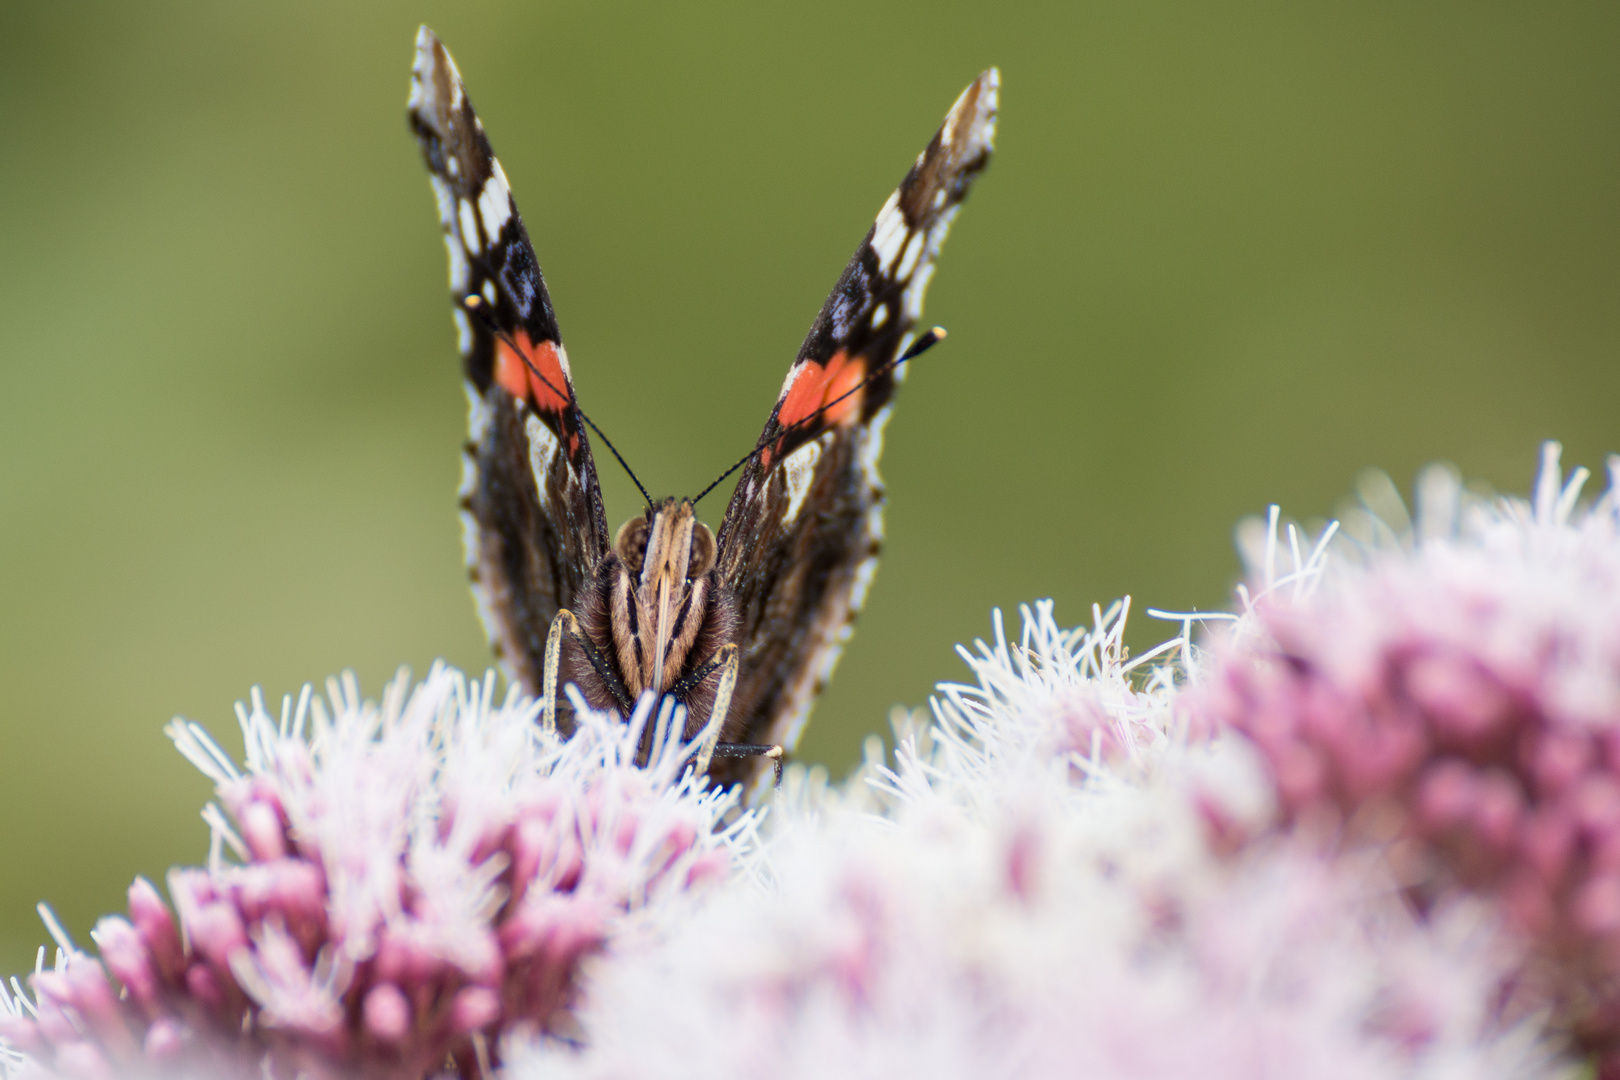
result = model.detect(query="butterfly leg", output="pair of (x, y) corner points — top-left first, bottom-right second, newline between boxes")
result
(543, 608), (634, 734)
(542, 610), (569, 734)
(691, 644), (739, 776)
(710, 742), (786, 785)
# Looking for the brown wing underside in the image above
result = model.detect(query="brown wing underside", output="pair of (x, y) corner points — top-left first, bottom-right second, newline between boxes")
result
(462, 392), (606, 696)
(709, 429), (883, 789)
(411, 27), (609, 698)
(713, 70), (999, 788)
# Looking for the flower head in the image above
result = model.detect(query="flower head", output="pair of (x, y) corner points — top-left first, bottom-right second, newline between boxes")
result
(513, 602), (1547, 1080)
(1194, 443), (1620, 1057)
(0, 667), (750, 1079)
(6, 445), (1611, 1080)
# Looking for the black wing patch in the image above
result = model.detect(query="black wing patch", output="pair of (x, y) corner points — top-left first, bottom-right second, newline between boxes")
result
(713, 70), (999, 785)
(409, 26), (610, 693)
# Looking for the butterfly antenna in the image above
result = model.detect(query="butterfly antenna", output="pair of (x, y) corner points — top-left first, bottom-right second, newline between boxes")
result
(691, 326), (946, 506)
(462, 296), (656, 514)
(567, 399), (655, 514)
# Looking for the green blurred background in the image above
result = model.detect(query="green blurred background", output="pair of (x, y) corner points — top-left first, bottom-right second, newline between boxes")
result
(2, 1), (1618, 973)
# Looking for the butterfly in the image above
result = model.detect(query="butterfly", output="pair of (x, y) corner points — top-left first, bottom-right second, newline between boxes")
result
(408, 26), (996, 790)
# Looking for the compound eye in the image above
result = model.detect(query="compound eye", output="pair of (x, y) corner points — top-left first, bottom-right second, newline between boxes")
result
(614, 516), (650, 576)
(688, 522), (716, 579)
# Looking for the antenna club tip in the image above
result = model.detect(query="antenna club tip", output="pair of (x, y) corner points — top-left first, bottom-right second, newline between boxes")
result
(931, 326), (947, 339)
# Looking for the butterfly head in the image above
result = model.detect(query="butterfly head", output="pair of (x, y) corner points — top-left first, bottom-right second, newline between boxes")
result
(610, 499), (718, 697)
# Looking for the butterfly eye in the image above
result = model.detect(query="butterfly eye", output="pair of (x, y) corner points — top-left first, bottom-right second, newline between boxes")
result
(614, 516), (650, 576)
(688, 522), (716, 579)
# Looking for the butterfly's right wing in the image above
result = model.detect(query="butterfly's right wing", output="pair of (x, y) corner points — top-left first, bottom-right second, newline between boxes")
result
(409, 27), (610, 693)
(712, 71), (998, 784)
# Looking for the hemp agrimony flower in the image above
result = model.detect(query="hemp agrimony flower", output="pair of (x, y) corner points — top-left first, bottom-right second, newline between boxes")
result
(0, 668), (751, 1079)
(1194, 443), (1620, 1064)
(6, 443), (1616, 1079)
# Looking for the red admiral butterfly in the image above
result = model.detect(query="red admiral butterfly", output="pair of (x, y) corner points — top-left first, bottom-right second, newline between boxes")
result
(409, 27), (996, 789)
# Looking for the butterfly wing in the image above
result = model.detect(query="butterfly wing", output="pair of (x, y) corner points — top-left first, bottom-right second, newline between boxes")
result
(410, 26), (610, 694)
(713, 70), (998, 779)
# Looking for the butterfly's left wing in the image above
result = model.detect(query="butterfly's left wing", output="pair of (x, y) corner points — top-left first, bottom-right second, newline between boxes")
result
(713, 71), (998, 783)
(409, 27), (611, 697)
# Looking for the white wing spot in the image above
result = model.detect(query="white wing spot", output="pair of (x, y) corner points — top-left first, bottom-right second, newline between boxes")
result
(465, 382), (492, 443)
(523, 411), (562, 513)
(871, 303), (888, 329)
(904, 210), (957, 320)
(481, 279), (497, 305)
(408, 30), (434, 110)
(779, 437), (826, 525)
(850, 416), (891, 607)
(458, 198), (482, 256)
(431, 175), (455, 223)
(903, 259), (937, 321)
(858, 404), (892, 494)
(447, 156), (460, 179)
(478, 173), (512, 237)
(431, 178), (469, 291)
(849, 547), (881, 612)
(460, 509), (493, 626)
(870, 192), (907, 273)
(443, 236), (470, 293)
(896, 230), (924, 281)
(453, 307), (473, 354)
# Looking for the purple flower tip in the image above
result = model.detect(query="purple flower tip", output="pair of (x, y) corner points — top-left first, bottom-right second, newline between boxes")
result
(362, 983), (411, 1043)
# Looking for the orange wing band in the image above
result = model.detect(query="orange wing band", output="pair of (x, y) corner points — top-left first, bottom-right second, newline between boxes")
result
(777, 350), (865, 433)
(495, 332), (572, 416)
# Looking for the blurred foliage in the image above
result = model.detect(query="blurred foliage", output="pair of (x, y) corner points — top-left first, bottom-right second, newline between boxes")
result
(1, 1), (1618, 974)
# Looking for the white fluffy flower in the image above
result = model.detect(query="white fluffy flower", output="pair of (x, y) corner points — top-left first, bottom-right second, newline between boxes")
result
(1, 668), (752, 1079)
(1199, 444), (1620, 1065)
(515, 601), (1559, 1080)
(10, 444), (1615, 1080)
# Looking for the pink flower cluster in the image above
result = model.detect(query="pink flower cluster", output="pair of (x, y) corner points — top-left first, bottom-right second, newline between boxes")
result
(0, 668), (742, 1080)
(1195, 448), (1620, 1058)
(5, 447), (1609, 1080)
(536, 601), (1535, 1080)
